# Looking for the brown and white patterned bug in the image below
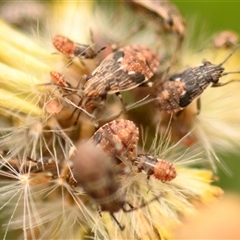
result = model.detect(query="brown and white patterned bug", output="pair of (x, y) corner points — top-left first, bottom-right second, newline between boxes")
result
(53, 34), (105, 59)
(82, 44), (160, 111)
(133, 154), (176, 182)
(90, 119), (139, 161)
(213, 30), (238, 48)
(127, 0), (185, 39)
(156, 48), (240, 113)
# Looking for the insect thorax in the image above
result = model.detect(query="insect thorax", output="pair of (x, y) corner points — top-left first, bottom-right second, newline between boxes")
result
(73, 44), (95, 59)
(135, 154), (158, 175)
(97, 188), (126, 213)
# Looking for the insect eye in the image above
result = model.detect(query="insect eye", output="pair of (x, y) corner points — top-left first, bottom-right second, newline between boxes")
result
(203, 61), (211, 66)
(169, 73), (182, 81)
(167, 18), (174, 27)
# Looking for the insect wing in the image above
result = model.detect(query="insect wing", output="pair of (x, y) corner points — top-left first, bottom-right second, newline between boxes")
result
(91, 119), (139, 160)
(84, 45), (159, 97)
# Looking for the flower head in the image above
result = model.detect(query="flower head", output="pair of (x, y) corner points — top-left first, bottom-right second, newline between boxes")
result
(0, 1), (232, 239)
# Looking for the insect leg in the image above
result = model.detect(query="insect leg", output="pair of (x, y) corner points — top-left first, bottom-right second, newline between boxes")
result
(196, 98), (201, 115)
(115, 92), (128, 117)
(111, 22), (145, 51)
(123, 194), (163, 213)
(110, 212), (125, 231)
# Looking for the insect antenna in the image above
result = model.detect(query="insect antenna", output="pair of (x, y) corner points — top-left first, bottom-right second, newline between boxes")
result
(217, 45), (240, 67)
(211, 46), (240, 87)
(89, 28), (107, 56)
(94, 46), (107, 56)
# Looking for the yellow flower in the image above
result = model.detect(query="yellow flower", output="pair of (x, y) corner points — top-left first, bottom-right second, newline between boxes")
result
(0, 1), (227, 239)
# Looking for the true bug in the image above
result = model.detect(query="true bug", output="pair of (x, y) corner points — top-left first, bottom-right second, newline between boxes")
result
(81, 44), (160, 112)
(49, 71), (75, 97)
(90, 119), (139, 161)
(50, 71), (71, 88)
(50, 71), (89, 100)
(53, 34), (106, 59)
(213, 31), (238, 48)
(70, 44), (159, 123)
(49, 71), (98, 121)
(49, 71), (79, 104)
(133, 154), (176, 182)
(127, 0), (185, 39)
(156, 48), (240, 113)
(70, 141), (161, 230)
(39, 71), (72, 89)
(125, 0), (185, 64)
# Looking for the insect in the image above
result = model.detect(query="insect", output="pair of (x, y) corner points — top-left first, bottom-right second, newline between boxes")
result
(156, 48), (240, 113)
(213, 30), (238, 48)
(90, 119), (139, 161)
(127, 0), (185, 39)
(133, 154), (176, 182)
(53, 34), (106, 59)
(70, 141), (161, 230)
(125, 0), (185, 64)
(50, 71), (88, 100)
(81, 44), (160, 113)
(50, 71), (71, 88)
(49, 71), (79, 103)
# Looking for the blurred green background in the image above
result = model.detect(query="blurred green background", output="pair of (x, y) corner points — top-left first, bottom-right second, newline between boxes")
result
(173, 1), (240, 34)
(172, 1), (240, 193)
